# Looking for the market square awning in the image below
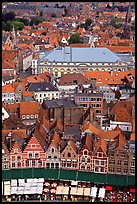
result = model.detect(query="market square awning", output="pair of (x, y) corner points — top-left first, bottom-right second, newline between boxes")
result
(84, 188), (91, 196)
(62, 186), (69, 195)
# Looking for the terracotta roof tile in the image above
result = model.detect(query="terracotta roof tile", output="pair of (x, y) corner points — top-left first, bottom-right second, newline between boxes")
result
(2, 84), (14, 93)
(130, 133), (135, 141)
(51, 131), (61, 147)
(20, 101), (39, 115)
(98, 129), (120, 140)
(69, 140), (77, 153)
(94, 138), (107, 155)
(58, 73), (90, 86)
(82, 122), (99, 135)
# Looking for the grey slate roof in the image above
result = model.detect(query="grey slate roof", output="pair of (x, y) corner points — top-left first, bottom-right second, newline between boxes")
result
(43, 99), (77, 108)
(28, 81), (58, 92)
(41, 46), (121, 63)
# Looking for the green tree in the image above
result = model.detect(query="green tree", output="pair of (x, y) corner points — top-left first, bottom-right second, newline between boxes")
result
(16, 18), (29, 26)
(110, 16), (117, 27)
(4, 20), (13, 31)
(68, 33), (82, 44)
(11, 21), (25, 30)
(29, 16), (43, 26)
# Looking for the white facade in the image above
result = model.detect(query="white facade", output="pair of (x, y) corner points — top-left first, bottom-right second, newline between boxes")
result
(32, 59), (38, 75)
(102, 120), (132, 132)
(34, 91), (60, 103)
(23, 54), (33, 71)
(2, 107), (10, 121)
(2, 92), (15, 104)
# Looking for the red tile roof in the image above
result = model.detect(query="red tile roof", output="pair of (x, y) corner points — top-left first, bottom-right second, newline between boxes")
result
(20, 101), (39, 115)
(82, 122), (99, 135)
(2, 84), (14, 93)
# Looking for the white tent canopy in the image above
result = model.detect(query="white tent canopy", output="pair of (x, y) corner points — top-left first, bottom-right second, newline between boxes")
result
(56, 186), (63, 195)
(70, 187), (77, 195)
(84, 188), (91, 196)
(62, 186), (69, 195)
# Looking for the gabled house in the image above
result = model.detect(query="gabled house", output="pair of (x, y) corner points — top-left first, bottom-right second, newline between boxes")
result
(22, 129), (46, 168)
(78, 134), (93, 171)
(9, 141), (23, 169)
(60, 140), (78, 170)
(27, 81), (59, 103)
(2, 142), (10, 170)
(20, 101), (39, 126)
(2, 84), (15, 104)
(45, 131), (61, 169)
(92, 138), (108, 173)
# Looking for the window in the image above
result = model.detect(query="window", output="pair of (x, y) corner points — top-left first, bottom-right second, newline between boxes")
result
(117, 167), (121, 173)
(22, 115), (25, 119)
(109, 159), (115, 165)
(87, 164), (90, 170)
(17, 156), (21, 161)
(124, 160), (128, 166)
(123, 168), (128, 174)
(17, 162), (21, 168)
(54, 155), (57, 159)
(55, 163), (59, 168)
(26, 115), (30, 119)
(35, 114), (38, 118)
(81, 156), (85, 162)
(26, 160), (29, 167)
(35, 152), (39, 158)
(67, 152), (71, 158)
(95, 160), (99, 166)
(12, 162), (15, 168)
(96, 104), (101, 108)
(14, 149), (18, 154)
(51, 163), (54, 169)
(108, 167), (114, 173)
(4, 164), (8, 169)
(31, 115), (34, 119)
(32, 160), (36, 167)
(51, 148), (54, 153)
(101, 160), (105, 166)
(4, 156), (8, 162)
(96, 110), (101, 113)
(94, 166), (99, 172)
(31, 144), (36, 148)
(28, 152), (33, 158)
(48, 155), (51, 159)
(81, 164), (85, 170)
(97, 98), (102, 101)
(84, 150), (88, 155)
(117, 160), (121, 165)
(72, 161), (77, 168)
(67, 161), (71, 167)
(62, 160), (66, 167)
(100, 167), (105, 172)
(38, 160), (42, 167)
(46, 163), (50, 168)
(87, 157), (90, 163)
(131, 160), (135, 167)
(130, 168), (135, 174)
(97, 152), (103, 158)
(12, 156), (15, 161)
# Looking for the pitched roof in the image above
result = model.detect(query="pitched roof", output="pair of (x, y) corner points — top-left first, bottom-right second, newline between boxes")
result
(28, 81), (58, 92)
(94, 138), (108, 155)
(68, 140), (77, 153)
(98, 129), (121, 140)
(20, 101), (39, 115)
(2, 84), (14, 93)
(58, 73), (90, 86)
(50, 131), (61, 148)
(82, 122), (99, 135)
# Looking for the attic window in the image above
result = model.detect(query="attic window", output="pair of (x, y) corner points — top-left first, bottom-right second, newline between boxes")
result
(97, 152), (103, 157)
(84, 150), (88, 155)
(14, 149), (18, 154)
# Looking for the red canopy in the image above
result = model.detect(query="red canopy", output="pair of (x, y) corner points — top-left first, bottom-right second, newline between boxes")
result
(106, 186), (112, 191)
(130, 188), (135, 193)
